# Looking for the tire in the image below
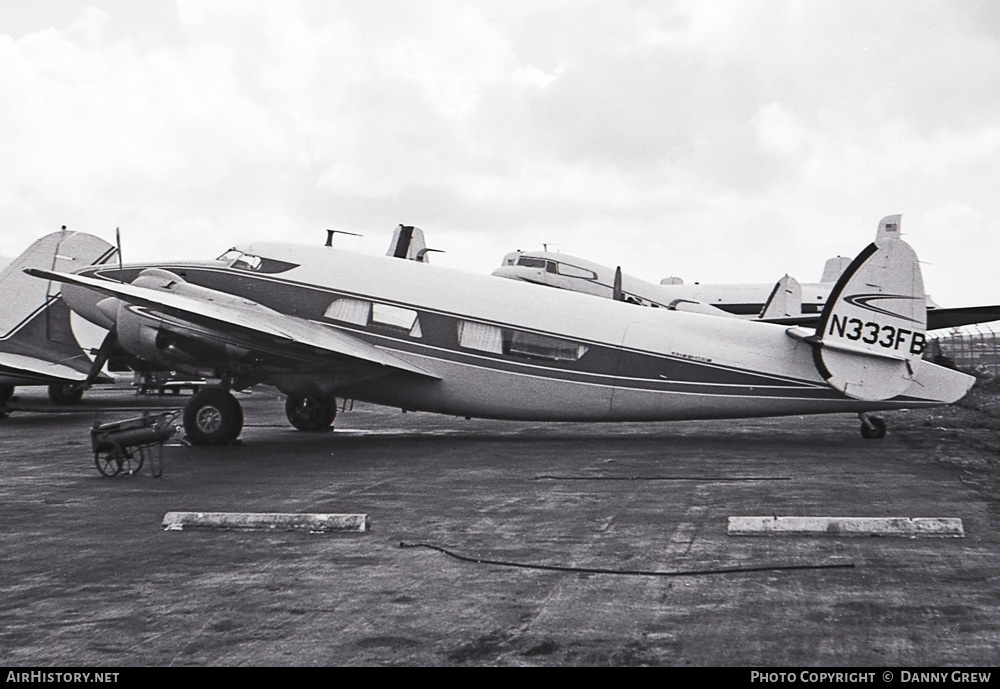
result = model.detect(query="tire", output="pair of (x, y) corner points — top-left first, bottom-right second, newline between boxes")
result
(860, 416), (887, 440)
(183, 388), (244, 446)
(48, 383), (84, 405)
(0, 385), (13, 403)
(121, 447), (145, 475)
(94, 441), (124, 476)
(285, 394), (336, 432)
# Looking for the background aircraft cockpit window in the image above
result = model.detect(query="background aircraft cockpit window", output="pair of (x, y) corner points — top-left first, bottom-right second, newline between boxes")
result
(515, 256), (558, 273)
(556, 263), (597, 280)
(217, 249), (299, 274)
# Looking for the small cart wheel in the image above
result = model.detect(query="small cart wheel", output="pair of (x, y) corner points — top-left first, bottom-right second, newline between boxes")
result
(94, 441), (124, 477)
(120, 447), (145, 475)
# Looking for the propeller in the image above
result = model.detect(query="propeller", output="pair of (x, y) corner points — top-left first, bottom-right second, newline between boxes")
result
(75, 325), (119, 391)
(115, 227), (124, 283)
(613, 266), (624, 302)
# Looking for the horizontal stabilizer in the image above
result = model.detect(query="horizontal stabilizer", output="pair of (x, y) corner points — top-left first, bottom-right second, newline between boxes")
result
(666, 299), (738, 318)
(927, 305), (1000, 331)
(0, 351), (93, 382)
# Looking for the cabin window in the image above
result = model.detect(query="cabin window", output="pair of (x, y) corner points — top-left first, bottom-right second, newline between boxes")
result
(457, 321), (504, 354)
(324, 298), (422, 337)
(324, 298), (371, 325)
(507, 331), (588, 361)
(371, 303), (422, 337)
(556, 263), (597, 280)
(457, 321), (588, 362)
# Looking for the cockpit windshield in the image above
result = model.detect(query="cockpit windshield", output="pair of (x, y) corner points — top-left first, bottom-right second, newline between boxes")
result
(218, 249), (262, 271)
(217, 249), (298, 274)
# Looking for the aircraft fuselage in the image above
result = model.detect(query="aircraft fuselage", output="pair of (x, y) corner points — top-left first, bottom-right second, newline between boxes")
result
(68, 243), (969, 422)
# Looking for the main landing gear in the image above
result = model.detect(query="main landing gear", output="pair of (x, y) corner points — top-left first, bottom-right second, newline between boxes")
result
(183, 387), (244, 446)
(285, 394), (337, 432)
(181, 387), (338, 445)
(48, 383), (84, 405)
(0, 384), (84, 407)
(858, 413), (887, 440)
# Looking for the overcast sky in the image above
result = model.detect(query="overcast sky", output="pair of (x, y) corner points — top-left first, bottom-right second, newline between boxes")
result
(2, 0), (998, 311)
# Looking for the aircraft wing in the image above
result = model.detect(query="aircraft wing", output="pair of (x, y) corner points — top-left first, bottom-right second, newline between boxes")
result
(926, 305), (1000, 331)
(26, 268), (441, 380)
(756, 305), (1000, 330)
(0, 351), (92, 382)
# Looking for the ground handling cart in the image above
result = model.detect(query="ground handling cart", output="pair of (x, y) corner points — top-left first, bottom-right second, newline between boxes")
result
(90, 410), (180, 477)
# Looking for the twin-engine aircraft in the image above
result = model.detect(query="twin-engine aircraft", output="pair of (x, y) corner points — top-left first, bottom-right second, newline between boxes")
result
(0, 230), (117, 405)
(27, 217), (973, 445)
(493, 216), (1000, 330)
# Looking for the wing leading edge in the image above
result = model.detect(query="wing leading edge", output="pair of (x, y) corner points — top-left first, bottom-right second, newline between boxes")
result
(26, 267), (441, 381)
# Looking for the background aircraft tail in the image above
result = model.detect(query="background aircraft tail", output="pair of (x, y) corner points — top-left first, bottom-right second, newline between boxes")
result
(0, 231), (117, 384)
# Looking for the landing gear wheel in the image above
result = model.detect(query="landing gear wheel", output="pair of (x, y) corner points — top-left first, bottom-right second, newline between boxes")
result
(860, 416), (887, 440)
(94, 441), (124, 476)
(285, 394), (337, 432)
(0, 384), (13, 403)
(48, 383), (84, 405)
(184, 388), (244, 445)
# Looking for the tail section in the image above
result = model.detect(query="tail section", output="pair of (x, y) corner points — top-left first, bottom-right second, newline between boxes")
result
(820, 256), (851, 283)
(758, 275), (802, 321)
(809, 216), (928, 401)
(0, 230), (117, 384)
(386, 224), (440, 262)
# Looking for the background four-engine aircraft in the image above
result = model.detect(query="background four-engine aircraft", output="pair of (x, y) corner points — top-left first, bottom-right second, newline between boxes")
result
(1, 230), (117, 405)
(492, 216), (1000, 330)
(26, 216), (973, 445)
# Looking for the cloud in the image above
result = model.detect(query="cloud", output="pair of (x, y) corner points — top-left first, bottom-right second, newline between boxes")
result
(0, 0), (997, 309)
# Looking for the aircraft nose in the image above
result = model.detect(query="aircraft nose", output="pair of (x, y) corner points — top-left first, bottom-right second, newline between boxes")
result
(62, 283), (117, 330)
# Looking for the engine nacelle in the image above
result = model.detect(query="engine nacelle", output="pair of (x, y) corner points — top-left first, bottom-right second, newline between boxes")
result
(115, 303), (248, 371)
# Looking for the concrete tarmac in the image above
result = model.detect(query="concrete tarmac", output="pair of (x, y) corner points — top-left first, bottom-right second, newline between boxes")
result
(1, 386), (998, 667)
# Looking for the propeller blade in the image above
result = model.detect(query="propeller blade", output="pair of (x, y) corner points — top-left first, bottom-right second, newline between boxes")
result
(77, 327), (118, 390)
(613, 266), (624, 302)
(115, 227), (124, 283)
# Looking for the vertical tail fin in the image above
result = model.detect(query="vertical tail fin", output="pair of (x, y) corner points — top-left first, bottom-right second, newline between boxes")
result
(810, 215), (927, 401)
(758, 275), (802, 321)
(386, 225), (437, 262)
(0, 230), (116, 379)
